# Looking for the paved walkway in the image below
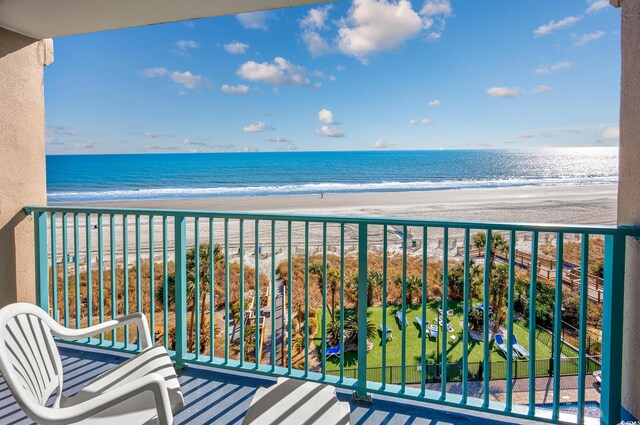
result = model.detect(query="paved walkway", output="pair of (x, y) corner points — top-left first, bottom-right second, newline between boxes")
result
(261, 275), (286, 367)
(412, 374), (600, 406)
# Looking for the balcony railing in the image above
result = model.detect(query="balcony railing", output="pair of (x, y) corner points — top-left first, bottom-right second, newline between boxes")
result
(25, 205), (640, 425)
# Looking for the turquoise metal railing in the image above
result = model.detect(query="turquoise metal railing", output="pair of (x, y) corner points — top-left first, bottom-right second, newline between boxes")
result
(26, 205), (639, 425)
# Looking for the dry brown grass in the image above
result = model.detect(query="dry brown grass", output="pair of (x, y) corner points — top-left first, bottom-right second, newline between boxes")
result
(50, 258), (267, 359)
(276, 253), (446, 312)
(539, 237), (605, 272)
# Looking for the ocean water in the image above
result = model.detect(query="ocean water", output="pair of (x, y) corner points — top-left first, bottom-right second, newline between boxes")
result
(46, 148), (619, 203)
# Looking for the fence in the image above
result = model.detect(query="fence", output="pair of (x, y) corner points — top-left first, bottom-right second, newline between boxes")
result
(328, 355), (601, 385)
(27, 205), (637, 424)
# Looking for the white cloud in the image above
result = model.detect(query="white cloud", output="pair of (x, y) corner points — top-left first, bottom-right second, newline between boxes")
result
(421, 0), (452, 17)
(586, 0), (609, 14)
(265, 136), (292, 143)
(318, 109), (335, 124)
(336, 0), (425, 62)
(223, 41), (249, 54)
(427, 99), (441, 107)
(520, 131), (534, 138)
(237, 11), (272, 30)
(183, 138), (207, 146)
(300, 6), (333, 57)
(170, 71), (209, 89)
(243, 122), (273, 133)
(75, 141), (95, 149)
(317, 125), (345, 137)
(301, 5), (332, 30)
(145, 144), (179, 151)
(532, 84), (553, 94)
(409, 118), (432, 125)
(329, 75), (337, 81)
(574, 30), (606, 47)
(373, 139), (396, 149)
(421, 0), (452, 37)
(237, 57), (312, 86)
(487, 87), (524, 98)
(175, 39), (199, 50)
(600, 125), (619, 140)
(534, 16), (581, 37)
(535, 61), (572, 74)
(303, 32), (333, 58)
(128, 132), (174, 139)
(283, 144), (298, 151)
(221, 84), (250, 95)
(142, 67), (168, 78)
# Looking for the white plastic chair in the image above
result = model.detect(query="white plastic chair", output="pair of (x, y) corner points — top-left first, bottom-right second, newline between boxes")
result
(0, 303), (184, 425)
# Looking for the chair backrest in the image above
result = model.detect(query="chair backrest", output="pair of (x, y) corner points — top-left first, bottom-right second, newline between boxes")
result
(0, 303), (64, 411)
(494, 334), (504, 345)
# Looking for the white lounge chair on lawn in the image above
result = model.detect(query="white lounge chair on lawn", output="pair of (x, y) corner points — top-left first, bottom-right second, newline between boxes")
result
(437, 307), (454, 317)
(494, 334), (509, 356)
(434, 318), (454, 333)
(0, 303), (184, 425)
(396, 312), (409, 328)
(414, 317), (426, 334)
(511, 335), (529, 358)
(380, 324), (393, 341)
(429, 324), (439, 338)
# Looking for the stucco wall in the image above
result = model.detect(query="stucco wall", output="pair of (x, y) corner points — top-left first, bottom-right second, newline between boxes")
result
(0, 28), (51, 307)
(617, 0), (640, 419)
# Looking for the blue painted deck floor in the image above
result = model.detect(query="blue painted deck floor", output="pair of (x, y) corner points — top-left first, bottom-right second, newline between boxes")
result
(0, 344), (540, 425)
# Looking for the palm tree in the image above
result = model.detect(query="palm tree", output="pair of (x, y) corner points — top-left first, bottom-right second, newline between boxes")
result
(346, 270), (383, 307)
(309, 261), (341, 321)
(435, 259), (483, 301)
(327, 318), (342, 346)
(469, 260), (484, 300)
(472, 232), (509, 265)
(394, 275), (422, 305)
(366, 270), (382, 307)
(490, 264), (509, 332)
(156, 242), (224, 351)
(343, 313), (376, 344)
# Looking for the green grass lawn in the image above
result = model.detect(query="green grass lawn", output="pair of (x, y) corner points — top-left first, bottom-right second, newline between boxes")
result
(315, 300), (553, 372)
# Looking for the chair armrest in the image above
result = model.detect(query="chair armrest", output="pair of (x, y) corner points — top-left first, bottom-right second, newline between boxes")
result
(50, 312), (153, 349)
(31, 373), (173, 425)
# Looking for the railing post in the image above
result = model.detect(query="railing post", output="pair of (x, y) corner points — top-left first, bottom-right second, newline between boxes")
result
(354, 223), (371, 402)
(34, 210), (48, 312)
(600, 234), (626, 425)
(174, 215), (187, 370)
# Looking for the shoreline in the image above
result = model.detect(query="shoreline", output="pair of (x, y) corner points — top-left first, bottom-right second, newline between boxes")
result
(59, 183), (618, 226)
(44, 184), (617, 269)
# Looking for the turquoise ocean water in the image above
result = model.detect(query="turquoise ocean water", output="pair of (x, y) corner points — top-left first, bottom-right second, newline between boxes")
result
(46, 148), (618, 203)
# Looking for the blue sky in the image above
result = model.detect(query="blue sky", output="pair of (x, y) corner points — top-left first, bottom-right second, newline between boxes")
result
(44, 0), (621, 154)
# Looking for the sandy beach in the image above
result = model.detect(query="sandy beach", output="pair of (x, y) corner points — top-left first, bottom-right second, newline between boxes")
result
(47, 184), (617, 264)
(72, 183), (618, 225)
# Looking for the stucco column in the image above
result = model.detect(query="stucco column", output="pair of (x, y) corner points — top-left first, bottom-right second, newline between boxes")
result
(617, 0), (640, 420)
(0, 28), (52, 307)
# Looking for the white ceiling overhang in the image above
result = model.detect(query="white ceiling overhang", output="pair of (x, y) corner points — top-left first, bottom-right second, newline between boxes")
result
(0, 0), (333, 39)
